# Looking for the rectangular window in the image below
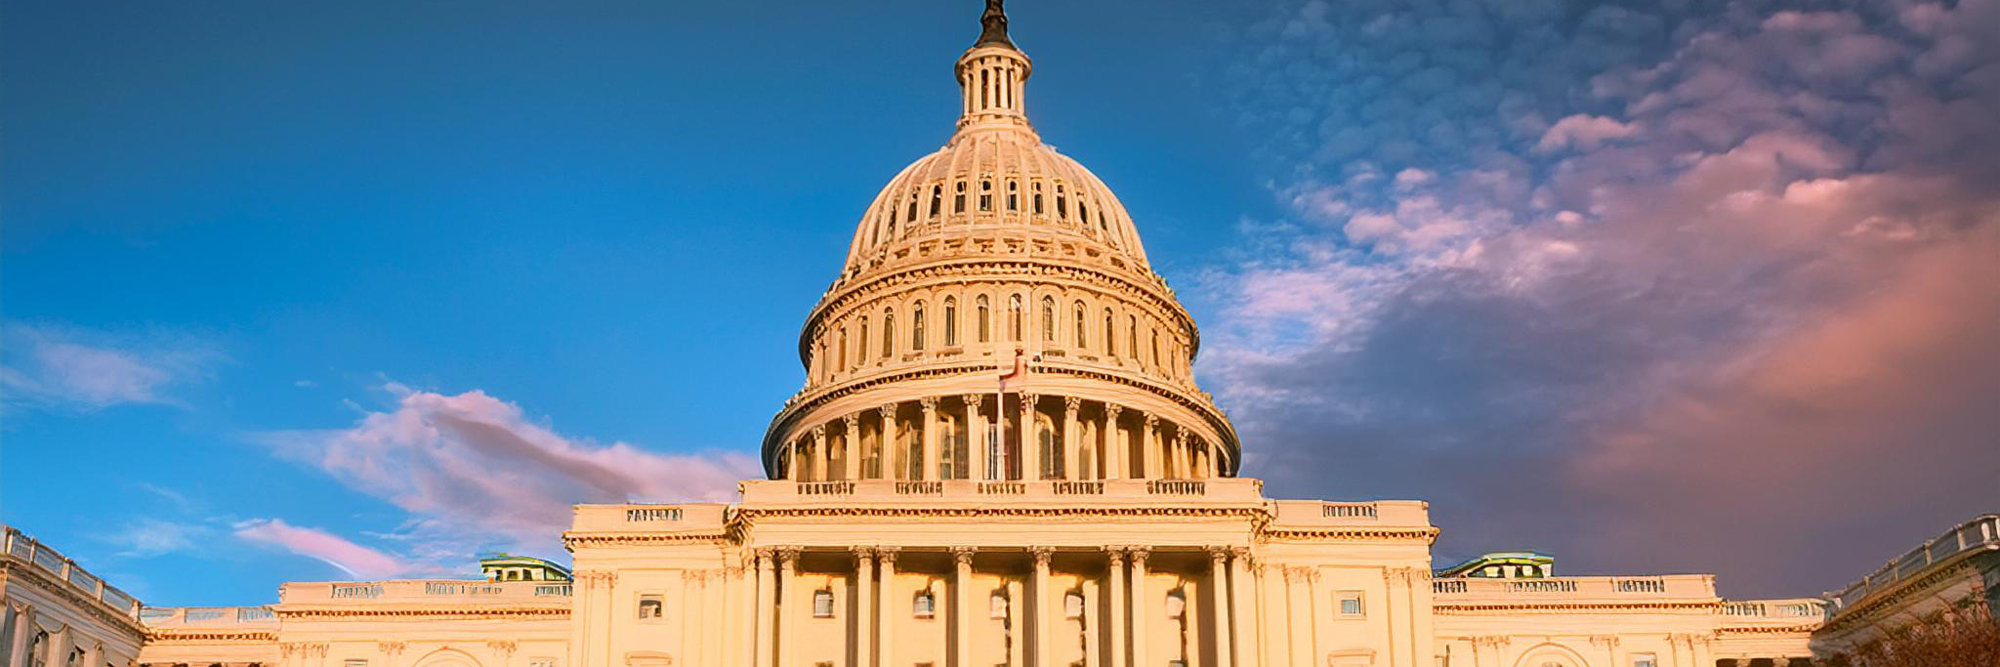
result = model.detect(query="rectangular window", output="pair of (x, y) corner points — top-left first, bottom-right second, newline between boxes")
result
(913, 591), (936, 618)
(1632, 655), (1657, 667)
(638, 594), (664, 619)
(530, 659), (556, 667)
(1337, 591), (1364, 617)
(345, 661), (367, 667)
(813, 589), (835, 618)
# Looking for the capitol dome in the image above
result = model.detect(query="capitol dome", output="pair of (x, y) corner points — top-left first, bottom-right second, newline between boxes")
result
(762, 2), (1238, 485)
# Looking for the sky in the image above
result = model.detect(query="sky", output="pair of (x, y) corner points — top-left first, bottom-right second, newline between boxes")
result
(2, 0), (1993, 606)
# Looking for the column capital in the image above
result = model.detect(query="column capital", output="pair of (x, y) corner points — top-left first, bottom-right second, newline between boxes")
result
(1105, 403), (1123, 419)
(844, 413), (861, 428)
(1229, 546), (1253, 559)
(880, 403), (899, 416)
(961, 393), (984, 410)
(951, 546), (978, 566)
(1104, 548), (1126, 566)
(850, 545), (878, 560)
(754, 546), (776, 559)
(1174, 429), (1189, 444)
(1021, 392), (1037, 406)
(812, 424), (827, 439)
(1030, 546), (1055, 566)
(1144, 413), (1159, 430)
(876, 546), (901, 563)
(1064, 396), (1081, 414)
(920, 396), (939, 412)
(776, 546), (803, 564)
(1127, 546), (1151, 563)
(1206, 546), (1231, 562)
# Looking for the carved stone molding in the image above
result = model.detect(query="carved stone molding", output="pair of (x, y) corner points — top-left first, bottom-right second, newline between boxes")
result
(1030, 546), (1055, 566)
(951, 546), (978, 566)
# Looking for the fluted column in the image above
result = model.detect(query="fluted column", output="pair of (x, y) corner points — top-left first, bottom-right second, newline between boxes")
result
(6, 604), (34, 667)
(1305, 568), (1326, 663)
(1062, 398), (1082, 479)
(843, 414), (862, 480)
(920, 397), (940, 481)
(46, 627), (72, 667)
(1284, 568), (1310, 667)
(778, 548), (802, 667)
(854, 548), (876, 667)
(754, 550), (776, 667)
(952, 547), (977, 667)
(1105, 549), (1127, 667)
(1174, 431), (1191, 479)
(1128, 548), (1151, 667)
(1142, 416), (1162, 479)
(812, 426), (829, 482)
(787, 439), (803, 481)
(964, 394), (989, 481)
(1229, 549), (1256, 667)
(878, 404), (897, 479)
(1207, 549), (1234, 667)
(1104, 405), (1125, 480)
(1023, 393), (1043, 480)
(878, 548), (900, 667)
(1032, 547), (1055, 667)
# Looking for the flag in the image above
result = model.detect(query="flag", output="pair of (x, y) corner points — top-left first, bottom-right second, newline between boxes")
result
(999, 346), (1030, 392)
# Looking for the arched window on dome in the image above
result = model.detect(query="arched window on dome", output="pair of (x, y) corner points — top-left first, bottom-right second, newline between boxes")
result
(858, 316), (870, 364)
(1128, 315), (1139, 365)
(1008, 294), (1023, 341)
(930, 185), (943, 218)
(1099, 209), (1110, 233)
(944, 297), (959, 346)
(1040, 296), (1055, 342)
(1102, 308), (1115, 357)
(979, 179), (993, 212)
(1032, 182), (1044, 215)
(954, 181), (967, 214)
(1006, 180), (1019, 211)
(976, 295), (991, 343)
(1078, 200), (1089, 229)
(1151, 327), (1161, 368)
(882, 309), (896, 359)
(1073, 301), (1087, 349)
(1055, 184), (1068, 220)
(912, 302), (926, 351)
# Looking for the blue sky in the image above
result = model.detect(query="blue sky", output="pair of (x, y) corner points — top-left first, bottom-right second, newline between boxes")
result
(5, 0), (1996, 605)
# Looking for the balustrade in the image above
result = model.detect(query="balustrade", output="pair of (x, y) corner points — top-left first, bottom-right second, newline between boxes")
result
(895, 480), (944, 495)
(1052, 480), (1103, 495)
(1146, 479), (1205, 495)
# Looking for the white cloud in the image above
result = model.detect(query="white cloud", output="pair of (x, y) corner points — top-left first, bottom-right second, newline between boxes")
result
(0, 323), (219, 411)
(1536, 114), (1638, 153)
(234, 518), (414, 580)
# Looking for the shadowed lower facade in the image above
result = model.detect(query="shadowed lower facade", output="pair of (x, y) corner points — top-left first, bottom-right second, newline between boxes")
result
(6, 4), (1990, 667)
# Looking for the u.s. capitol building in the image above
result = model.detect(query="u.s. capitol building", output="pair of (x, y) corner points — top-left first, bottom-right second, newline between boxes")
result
(7, 4), (1994, 667)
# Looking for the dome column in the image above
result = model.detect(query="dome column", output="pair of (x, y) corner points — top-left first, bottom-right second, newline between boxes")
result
(878, 404), (898, 479)
(1062, 397), (1082, 480)
(920, 397), (940, 481)
(1173, 430), (1191, 480)
(964, 394), (989, 481)
(1023, 393), (1044, 480)
(1142, 415), (1162, 479)
(843, 414), (862, 480)
(813, 425), (829, 482)
(1103, 405), (1125, 480)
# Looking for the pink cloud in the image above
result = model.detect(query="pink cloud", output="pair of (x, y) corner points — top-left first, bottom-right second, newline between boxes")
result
(0, 323), (219, 410)
(259, 385), (759, 554)
(1535, 114), (1637, 153)
(234, 518), (413, 580)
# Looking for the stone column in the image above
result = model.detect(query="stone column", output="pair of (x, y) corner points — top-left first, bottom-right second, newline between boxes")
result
(952, 547), (978, 667)
(754, 550), (776, 667)
(1229, 549), (1256, 667)
(1063, 398), (1083, 480)
(879, 404), (898, 480)
(1128, 548), (1150, 667)
(964, 394), (989, 481)
(6, 605), (34, 667)
(1022, 393), (1040, 480)
(1032, 547), (1055, 667)
(920, 397), (940, 481)
(1105, 549), (1127, 667)
(1104, 405), (1125, 480)
(1285, 568), (1310, 667)
(812, 426), (829, 482)
(787, 438), (804, 482)
(45, 627), (72, 667)
(1208, 549), (1234, 667)
(1168, 433), (1184, 479)
(854, 548), (876, 667)
(843, 414), (862, 481)
(1305, 568), (1326, 664)
(1143, 416), (1162, 479)
(1081, 578), (1101, 667)
(878, 548), (900, 667)
(778, 548), (802, 667)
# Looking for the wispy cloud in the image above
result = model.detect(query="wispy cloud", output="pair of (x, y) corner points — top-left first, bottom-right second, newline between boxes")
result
(233, 518), (415, 580)
(0, 323), (220, 412)
(106, 518), (213, 558)
(1208, 0), (2000, 596)
(255, 383), (757, 559)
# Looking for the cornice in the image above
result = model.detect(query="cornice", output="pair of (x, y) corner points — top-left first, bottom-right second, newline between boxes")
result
(562, 531), (731, 549)
(0, 558), (147, 639)
(273, 607), (569, 620)
(1434, 601), (1720, 614)
(1820, 557), (1983, 633)
(1716, 625), (1819, 635)
(146, 629), (279, 643)
(1259, 527), (1440, 544)
(736, 506), (1265, 521)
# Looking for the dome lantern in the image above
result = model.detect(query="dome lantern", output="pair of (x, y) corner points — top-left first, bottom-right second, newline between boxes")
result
(956, 0), (1032, 131)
